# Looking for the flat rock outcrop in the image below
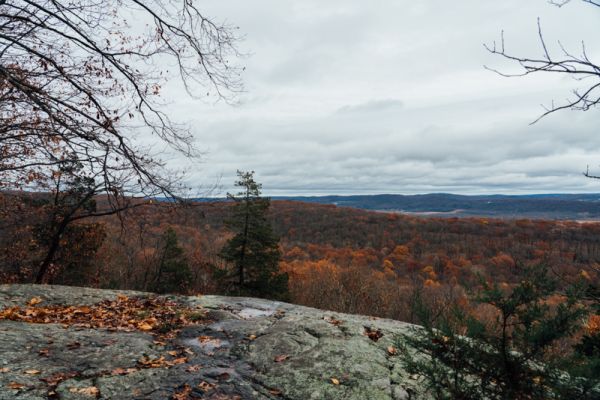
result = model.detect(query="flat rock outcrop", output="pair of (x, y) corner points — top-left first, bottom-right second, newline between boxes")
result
(0, 285), (420, 399)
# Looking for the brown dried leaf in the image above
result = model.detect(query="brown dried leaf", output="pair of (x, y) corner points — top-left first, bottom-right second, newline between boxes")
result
(185, 364), (201, 372)
(274, 354), (290, 363)
(8, 381), (25, 390)
(110, 367), (136, 376)
(172, 384), (192, 400)
(364, 326), (383, 342)
(325, 316), (343, 326)
(27, 297), (42, 306)
(197, 380), (215, 391)
(24, 369), (40, 375)
(40, 371), (78, 386)
(138, 322), (153, 331)
(0, 296), (207, 336)
(69, 386), (100, 396)
(330, 377), (340, 385)
(170, 357), (188, 365)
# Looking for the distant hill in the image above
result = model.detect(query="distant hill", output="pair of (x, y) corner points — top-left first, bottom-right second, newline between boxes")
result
(196, 193), (600, 220)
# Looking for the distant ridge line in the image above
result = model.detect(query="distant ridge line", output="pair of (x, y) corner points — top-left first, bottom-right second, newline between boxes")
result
(182, 193), (600, 220)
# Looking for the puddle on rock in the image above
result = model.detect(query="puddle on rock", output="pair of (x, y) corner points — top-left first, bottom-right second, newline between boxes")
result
(238, 308), (275, 319)
(184, 336), (230, 354)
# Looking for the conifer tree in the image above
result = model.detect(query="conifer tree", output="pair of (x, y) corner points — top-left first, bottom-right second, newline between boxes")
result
(402, 265), (599, 399)
(218, 171), (288, 300)
(152, 228), (191, 294)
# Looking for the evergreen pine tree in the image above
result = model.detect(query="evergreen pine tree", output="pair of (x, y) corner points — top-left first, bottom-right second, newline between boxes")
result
(218, 171), (288, 300)
(401, 265), (599, 399)
(152, 227), (191, 294)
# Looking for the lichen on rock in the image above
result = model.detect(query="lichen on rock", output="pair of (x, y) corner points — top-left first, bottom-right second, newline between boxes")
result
(0, 284), (421, 399)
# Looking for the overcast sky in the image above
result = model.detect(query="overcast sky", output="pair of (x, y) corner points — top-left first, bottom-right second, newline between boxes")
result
(161, 0), (600, 196)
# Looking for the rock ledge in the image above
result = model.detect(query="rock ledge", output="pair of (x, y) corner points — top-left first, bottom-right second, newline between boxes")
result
(0, 284), (418, 400)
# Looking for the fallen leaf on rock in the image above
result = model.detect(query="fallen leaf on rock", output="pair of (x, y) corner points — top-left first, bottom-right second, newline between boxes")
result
(269, 388), (283, 396)
(24, 308), (38, 318)
(27, 297), (42, 306)
(73, 306), (91, 314)
(248, 334), (257, 340)
(0, 367), (9, 373)
(38, 348), (50, 357)
(138, 355), (187, 369)
(138, 356), (167, 368)
(138, 322), (153, 331)
(111, 368), (127, 375)
(40, 371), (78, 387)
(197, 381), (215, 391)
(111, 367), (137, 376)
(364, 326), (384, 342)
(8, 382), (25, 390)
(69, 386), (99, 396)
(325, 316), (343, 326)
(331, 378), (340, 385)
(172, 384), (192, 400)
(0, 295), (207, 336)
(24, 369), (40, 375)
(167, 350), (179, 356)
(185, 364), (201, 372)
(197, 335), (221, 350)
(171, 357), (188, 365)
(274, 354), (290, 363)
(387, 346), (398, 356)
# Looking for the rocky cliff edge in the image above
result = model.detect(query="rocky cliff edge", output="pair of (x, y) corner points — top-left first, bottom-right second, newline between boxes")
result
(0, 285), (420, 400)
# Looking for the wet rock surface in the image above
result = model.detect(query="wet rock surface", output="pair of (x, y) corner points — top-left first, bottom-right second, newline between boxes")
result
(0, 285), (420, 399)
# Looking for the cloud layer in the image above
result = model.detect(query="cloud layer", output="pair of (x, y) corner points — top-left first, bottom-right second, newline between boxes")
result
(159, 0), (600, 195)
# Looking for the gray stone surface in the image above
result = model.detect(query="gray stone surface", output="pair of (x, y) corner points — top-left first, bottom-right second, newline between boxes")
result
(0, 284), (422, 399)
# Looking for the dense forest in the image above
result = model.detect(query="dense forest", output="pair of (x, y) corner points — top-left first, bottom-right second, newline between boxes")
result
(2, 192), (599, 323)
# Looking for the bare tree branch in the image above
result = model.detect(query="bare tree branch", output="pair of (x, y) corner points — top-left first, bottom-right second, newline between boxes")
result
(0, 0), (244, 199)
(485, 0), (600, 124)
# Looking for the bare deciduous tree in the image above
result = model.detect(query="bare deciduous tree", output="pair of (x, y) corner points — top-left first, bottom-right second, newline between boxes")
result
(0, 0), (242, 196)
(0, 0), (243, 282)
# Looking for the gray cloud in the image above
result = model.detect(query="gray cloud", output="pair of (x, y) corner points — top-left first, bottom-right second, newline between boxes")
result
(336, 99), (404, 115)
(157, 0), (600, 195)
